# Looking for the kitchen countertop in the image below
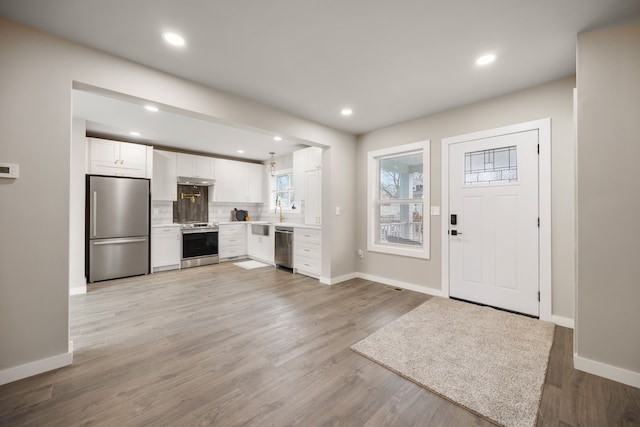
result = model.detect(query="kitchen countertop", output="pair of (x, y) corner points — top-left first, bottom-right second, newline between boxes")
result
(152, 221), (321, 230)
(218, 221), (321, 230)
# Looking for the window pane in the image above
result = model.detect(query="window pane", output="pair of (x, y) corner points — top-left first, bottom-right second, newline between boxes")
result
(275, 191), (290, 207)
(379, 203), (423, 246)
(379, 153), (423, 200)
(276, 175), (290, 190)
(465, 146), (517, 185)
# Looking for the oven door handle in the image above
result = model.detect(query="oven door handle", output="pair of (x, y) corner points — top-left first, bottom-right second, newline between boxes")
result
(181, 229), (219, 235)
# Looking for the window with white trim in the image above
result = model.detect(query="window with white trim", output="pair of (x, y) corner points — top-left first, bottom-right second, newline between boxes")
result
(269, 169), (299, 212)
(367, 141), (430, 259)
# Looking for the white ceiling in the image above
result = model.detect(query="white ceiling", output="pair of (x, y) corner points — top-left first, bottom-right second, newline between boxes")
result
(2, 1), (640, 137)
(73, 90), (305, 161)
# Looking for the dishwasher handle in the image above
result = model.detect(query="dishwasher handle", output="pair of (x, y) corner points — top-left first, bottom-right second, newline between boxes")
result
(275, 227), (294, 233)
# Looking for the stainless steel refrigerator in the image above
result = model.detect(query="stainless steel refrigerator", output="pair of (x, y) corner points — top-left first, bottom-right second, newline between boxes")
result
(86, 175), (150, 283)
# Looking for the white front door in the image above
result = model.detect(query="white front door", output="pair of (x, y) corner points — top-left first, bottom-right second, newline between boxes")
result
(449, 130), (539, 316)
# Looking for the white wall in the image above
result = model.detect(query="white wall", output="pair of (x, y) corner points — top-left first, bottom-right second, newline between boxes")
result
(0, 17), (356, 381)
(356, 77), (576, 321)
(575, 23), (640, 388)
(69, 119), (87, 295)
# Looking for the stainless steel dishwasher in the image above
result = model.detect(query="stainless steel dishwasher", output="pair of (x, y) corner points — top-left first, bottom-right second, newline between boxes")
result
(274, 226), (294, 270)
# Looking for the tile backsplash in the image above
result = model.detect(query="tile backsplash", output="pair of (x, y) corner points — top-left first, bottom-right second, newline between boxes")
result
(152, 200), (306, 224)
(152, 201), (173, 225)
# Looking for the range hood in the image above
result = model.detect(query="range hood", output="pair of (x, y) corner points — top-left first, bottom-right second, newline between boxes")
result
(177, 176), (217, 186)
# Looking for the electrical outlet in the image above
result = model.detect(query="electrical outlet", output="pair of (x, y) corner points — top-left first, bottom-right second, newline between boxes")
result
(357, 249), (364, 259)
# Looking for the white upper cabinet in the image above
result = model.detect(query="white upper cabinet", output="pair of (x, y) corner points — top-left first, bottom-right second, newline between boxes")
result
(247, 163), (264, 203)
(212, 158), (235, 202)
(176, 153), (214, 179)
(89, 138), (151, 178)
(152, 150), (177, 201)
(305, 146), (323, 171)
(213, 159), (263, 203)
(293, 146), (322, 202)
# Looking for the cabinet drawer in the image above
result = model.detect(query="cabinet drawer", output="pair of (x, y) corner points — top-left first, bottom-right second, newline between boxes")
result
(220, 244), (246, 258)
(152, 226), (180, 235)
(294, 253), (321, 274)
(220, 235), (246, 247)
(220, 224), (246, 236)
(295, 228), (321, 245)
(295, 240), (321, 259)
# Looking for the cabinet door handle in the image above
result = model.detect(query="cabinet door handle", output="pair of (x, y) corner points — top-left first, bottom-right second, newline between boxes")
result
(114, 160), (118, 164)
(120, 159), (124, 164)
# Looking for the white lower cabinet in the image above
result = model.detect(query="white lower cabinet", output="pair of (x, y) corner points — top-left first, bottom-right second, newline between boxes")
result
(219, 223), (247, 260)
(247, 224), (273, 264)
(152, 226), (181, 272)
(294, 227), (321, 278)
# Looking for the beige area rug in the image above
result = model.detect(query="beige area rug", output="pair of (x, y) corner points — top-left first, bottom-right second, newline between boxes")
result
(351, 297), (555, 427)
(233, 260), (271, 270)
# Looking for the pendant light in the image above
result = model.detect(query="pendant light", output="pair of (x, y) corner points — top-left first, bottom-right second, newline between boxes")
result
(267, 152), (276, 177)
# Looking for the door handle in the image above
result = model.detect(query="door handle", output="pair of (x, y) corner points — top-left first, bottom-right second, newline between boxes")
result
(93, 238), (147, 245)
(93, 191), (97, 237)
(450, 230), (462, 236)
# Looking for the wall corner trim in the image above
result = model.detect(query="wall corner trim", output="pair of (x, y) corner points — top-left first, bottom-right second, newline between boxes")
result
(70, 285), (87, 296)
(357, 273), (447, 297)
(320, 273), (358, 285)
(551, 315), (574, 329)
(0, 344), (73, 386)
(574, 353), (640, 389)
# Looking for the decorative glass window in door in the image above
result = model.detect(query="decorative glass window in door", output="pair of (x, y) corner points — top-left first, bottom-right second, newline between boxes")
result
(465, 145), (517, 185)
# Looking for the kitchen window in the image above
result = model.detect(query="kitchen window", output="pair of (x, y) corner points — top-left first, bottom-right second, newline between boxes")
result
(270, 169), (299, 212)
(367, 141), (430, 259)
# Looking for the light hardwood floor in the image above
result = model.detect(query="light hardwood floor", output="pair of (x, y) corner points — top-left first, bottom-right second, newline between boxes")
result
(1, 263), (639, 426)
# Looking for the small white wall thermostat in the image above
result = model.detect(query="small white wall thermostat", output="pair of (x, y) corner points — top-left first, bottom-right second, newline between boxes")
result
(0, 163), (19, 179)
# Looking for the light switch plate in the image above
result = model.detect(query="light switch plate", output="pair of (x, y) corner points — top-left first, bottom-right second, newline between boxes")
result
(430, 206), (440, 216)
(335, 206), (340, 215)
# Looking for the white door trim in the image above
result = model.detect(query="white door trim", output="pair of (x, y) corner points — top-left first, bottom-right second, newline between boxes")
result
(441, 118), (552, 321)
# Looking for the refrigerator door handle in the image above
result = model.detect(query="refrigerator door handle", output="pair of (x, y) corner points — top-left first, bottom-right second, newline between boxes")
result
(93, 191), (97, 237)
(93, 238), (147, 246)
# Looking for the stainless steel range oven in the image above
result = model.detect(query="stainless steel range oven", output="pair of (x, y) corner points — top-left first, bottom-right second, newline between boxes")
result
(181, 223), (219, 269)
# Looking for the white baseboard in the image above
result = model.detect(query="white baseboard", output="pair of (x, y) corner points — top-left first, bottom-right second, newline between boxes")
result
(551, 315), (574, 329)
(574, 353), (640, 389)
(0, 343), (73, 386)
(70, 285), (86, 296)
(356, 273), (446, 297)
(320, 272), (358, 285)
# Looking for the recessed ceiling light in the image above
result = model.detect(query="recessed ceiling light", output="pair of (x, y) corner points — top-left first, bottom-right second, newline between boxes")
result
(475, 54), (496, 66)
(273, 136), (282, 141)
(341, 108), (353, 116)
(163, 32), (185, 47)
(130, 131), (140, 137)
(144, 105), (159, 112)
(237, 150), (245, 154)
